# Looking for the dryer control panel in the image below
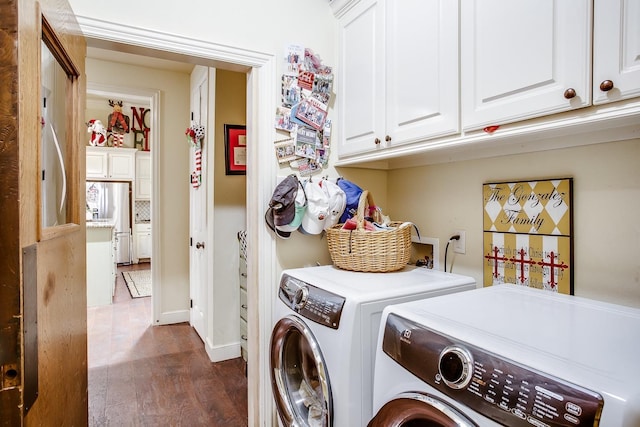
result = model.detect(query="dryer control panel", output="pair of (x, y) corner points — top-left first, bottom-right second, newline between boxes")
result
(382, 313), (604, 427)
(279, 274), (345, 329)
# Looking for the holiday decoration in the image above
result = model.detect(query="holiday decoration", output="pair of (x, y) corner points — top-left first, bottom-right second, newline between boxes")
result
(131, 106), (151, 151)
(185, 124), (206, 188)
(86, 119), (107, 146)
(107, 100), (130, 147)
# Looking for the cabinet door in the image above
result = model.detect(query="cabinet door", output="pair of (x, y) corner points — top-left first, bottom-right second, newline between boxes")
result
(593, 0), (640, 104)
(135, 152), (151, 199)
(136, 230), (152, 259)
(338, 0), (385, 156)
(86, 150), (108, 179)
(461, 0), (591, 131)
(109, 151), (135, 180)
(385, 0), (459, 146)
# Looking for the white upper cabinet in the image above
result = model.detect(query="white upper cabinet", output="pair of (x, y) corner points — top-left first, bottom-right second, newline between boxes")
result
(135, 151), (151, 200)
(337, 0), (459, 157)
(593, 0), (640, 104)
(385, 0), (459, 145)
(86, 149), (108, 178)
(338, 0), (385, 156)
(86, 146), (136, 180)
(461, 0), (592, 131)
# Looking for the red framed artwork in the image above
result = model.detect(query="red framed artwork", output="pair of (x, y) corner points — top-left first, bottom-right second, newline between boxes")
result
(224, 124), (247, 175)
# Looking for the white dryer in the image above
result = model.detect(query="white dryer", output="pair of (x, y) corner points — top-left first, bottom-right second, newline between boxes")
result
(269, 265), (476, 427)
(369, 284), (640, 426)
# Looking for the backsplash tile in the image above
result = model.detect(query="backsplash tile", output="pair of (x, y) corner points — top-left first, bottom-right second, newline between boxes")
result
(135, 200), (151, 223)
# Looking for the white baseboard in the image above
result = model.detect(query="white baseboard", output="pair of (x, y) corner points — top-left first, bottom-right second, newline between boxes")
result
(156, 309), (189, 325)
(205, 340), (241, 363)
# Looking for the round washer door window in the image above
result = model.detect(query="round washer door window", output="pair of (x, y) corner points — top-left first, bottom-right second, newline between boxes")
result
(270, 315), (332, 427)
(368, 392), (478, 427)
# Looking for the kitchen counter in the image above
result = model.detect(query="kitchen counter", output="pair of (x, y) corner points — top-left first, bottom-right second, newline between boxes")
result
(86, 221), (117, 306)
(86, 218), (116, 229)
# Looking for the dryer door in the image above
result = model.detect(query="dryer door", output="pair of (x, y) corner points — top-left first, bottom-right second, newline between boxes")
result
(368, 392), (478, 427)
(270, 315), (332, 427)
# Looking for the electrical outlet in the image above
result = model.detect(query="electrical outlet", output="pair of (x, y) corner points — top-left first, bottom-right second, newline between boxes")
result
(453, 230), (466, 254)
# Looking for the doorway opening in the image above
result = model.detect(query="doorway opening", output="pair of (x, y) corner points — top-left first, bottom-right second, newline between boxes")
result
(79, 19), (279, 424)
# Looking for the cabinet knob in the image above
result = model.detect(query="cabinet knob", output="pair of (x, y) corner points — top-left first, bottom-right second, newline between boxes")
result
(385, 135), (392, 142)
(374, 138), (381, 145)
(599, 80), (614, 92)
(563, 88), (576, 99)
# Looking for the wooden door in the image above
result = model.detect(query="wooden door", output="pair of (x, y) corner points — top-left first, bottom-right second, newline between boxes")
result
(0, 0), (87, 425)
(461, 0), (591, 131)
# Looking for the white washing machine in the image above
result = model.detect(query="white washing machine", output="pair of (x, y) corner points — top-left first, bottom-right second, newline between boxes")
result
(369, 284), (640, 426)
(269, 265), (476, 427)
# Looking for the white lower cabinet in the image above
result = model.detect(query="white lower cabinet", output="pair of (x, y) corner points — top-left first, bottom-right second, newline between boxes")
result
(86, 225), (116, 306)
(134, 223), (152, 261)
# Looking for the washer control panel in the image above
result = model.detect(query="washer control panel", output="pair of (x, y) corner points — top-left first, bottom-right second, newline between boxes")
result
(382, 313), (604, 427)
(279, 274), (345, 329)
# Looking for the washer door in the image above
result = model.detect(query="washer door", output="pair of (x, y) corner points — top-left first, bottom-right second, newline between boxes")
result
(368, 392), (478, 427)
(270, 315), (332, 427)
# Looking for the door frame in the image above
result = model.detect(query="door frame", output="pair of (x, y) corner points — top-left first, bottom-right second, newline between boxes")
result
(78, 16), (278, 426)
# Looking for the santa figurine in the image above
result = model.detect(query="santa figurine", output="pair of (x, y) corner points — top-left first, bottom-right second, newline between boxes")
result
(107, 100), (130, 147)
(86, 119), (107, 146)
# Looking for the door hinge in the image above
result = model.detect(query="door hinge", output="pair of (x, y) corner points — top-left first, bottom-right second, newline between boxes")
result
(190, 237), (192, 246)
(41, 170), (45, 181)
(190, 299), (193, 308)
(191, 112), (194, 120)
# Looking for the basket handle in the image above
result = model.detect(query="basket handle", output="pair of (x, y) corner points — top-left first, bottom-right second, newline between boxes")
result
(356, 190), (376, 230)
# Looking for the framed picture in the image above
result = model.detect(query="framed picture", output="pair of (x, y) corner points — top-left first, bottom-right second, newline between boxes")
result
(224, 124), (247, 175)
(482, 178), (573, 295)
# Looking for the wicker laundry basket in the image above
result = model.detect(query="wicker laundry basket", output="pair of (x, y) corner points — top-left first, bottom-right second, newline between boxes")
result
(326, 191), (412, 272)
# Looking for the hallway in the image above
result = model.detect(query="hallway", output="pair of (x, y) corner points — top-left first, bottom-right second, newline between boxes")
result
(87, 263), (248, 426)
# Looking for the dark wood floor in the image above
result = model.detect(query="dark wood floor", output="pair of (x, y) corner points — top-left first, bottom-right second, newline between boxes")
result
(87, 263), (248, 426)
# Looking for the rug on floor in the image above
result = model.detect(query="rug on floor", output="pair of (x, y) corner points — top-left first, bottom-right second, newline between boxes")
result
(123, 270), (152, 298)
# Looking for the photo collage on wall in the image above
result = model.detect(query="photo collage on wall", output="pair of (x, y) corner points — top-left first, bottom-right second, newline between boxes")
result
(274, 44), (333, 176)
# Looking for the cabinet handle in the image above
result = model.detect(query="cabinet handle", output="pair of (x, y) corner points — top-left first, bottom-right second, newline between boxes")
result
(599, 80), (614, 92)
(563, 88), (576, 99)
(241, 335), (248, 341)
(241, 304), (247, 309)
(385, 135), (391, 142)
(195, 241), (205, 249)
(374, 138), (381, 145)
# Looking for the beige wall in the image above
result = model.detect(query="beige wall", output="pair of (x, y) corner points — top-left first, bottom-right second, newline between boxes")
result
(385, 139), (640, 308)
(85, 58), (192, 314)
(213, 69), (247, 346)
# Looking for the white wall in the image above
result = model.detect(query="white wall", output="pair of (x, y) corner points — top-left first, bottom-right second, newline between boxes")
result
(386, 139), (640, 308)
(85, 58), (192, 316)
